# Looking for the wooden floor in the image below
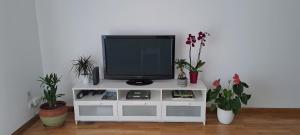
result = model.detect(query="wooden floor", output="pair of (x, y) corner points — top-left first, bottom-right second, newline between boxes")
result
(23, 109), (300, 135)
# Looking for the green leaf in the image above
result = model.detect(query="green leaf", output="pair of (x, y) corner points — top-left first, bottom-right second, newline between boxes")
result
(209, 104), (217, 111)
(175, 59), (187, 69)
(240, 93), (251, 105)
(230, 97), (241, 115)
(206, 90), (212, 101)
(206, 86), (221, 101)
(38, 73), (64, 108)
(233, 84), (243, 96)
(72, 56), (94, 77)
(195, 60), (205, 70)
(241, 82), (249, 88)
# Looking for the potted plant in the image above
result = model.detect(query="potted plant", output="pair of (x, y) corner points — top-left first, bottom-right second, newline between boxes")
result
(175, 59), (188, 87)
(72, 56), (94, 84)
(38, 73), (67, 127)
(206, 74), (251, 124)
(184, 32), (210, 83)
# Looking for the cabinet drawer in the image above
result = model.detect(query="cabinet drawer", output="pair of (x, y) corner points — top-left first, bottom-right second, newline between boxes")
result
(74, 101), (118, 121)
(162, 101), (204, 122)
(118, 101), (161, 121)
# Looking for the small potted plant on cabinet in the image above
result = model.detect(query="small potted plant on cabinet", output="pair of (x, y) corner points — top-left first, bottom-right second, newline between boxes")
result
(175, 59), (188, 87)
(184, 32), (210, 83)
(206, 74), (251, 124)
(72, 56), (94, 84)
(38, 73), (67, 127)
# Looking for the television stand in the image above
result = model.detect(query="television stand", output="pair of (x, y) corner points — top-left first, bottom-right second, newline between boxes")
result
(126, 79), (153, 85)
(72, 79), (207, 125)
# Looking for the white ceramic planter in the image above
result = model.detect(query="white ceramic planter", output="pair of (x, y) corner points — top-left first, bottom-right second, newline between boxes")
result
(217, 107), (235, 124)
(81, 75), (89, 84)
(177, 79), (187, 87)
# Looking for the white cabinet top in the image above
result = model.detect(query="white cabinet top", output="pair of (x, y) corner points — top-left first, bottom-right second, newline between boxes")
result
(73, 79), (207, 91)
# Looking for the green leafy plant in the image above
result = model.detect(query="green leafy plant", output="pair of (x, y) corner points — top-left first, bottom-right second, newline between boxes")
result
(184, 60), (206, 72)
(72, 56), (94, 77)
(206, 74), (251, 115)
(38, 73), (64, 108)
(175, 59), (187, 79)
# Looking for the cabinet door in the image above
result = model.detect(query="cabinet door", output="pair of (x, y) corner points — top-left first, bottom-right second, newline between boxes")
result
(118, 101), (161, 121)
(162, 101), (204, 122)
(74, 101), (118, 121)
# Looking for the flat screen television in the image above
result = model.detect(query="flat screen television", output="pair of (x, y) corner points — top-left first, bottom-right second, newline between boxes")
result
(102, 35), (175, 85)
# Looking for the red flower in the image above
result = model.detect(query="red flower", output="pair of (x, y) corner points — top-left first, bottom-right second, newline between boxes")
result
(186, 34), (196, 47)
(192, 36), (196, 43)
(198, 31), (206, 40)
(233, 74), (241, 85)
(212, 79), (221, 88)
(186, 40), (191, 45)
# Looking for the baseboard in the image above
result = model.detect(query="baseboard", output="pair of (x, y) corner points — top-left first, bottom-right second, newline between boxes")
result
(206, 107), (300, 114)
(12, 114), (39, 135)
(240, 107), (300, 113)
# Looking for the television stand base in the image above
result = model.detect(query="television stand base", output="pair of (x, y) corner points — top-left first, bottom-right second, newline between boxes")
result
(126, 79), (153, 85)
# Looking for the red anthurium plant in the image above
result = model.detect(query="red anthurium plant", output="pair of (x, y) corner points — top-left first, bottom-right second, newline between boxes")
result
(206, 74), (252, 115)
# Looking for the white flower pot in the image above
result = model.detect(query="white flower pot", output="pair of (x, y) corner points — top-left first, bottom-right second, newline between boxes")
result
(177, 79), (187, 87)
(217, 107), (235, 124)
(81, 75), (89, 84)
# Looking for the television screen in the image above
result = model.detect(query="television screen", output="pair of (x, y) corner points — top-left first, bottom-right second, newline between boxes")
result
(102, 35), (175, 81)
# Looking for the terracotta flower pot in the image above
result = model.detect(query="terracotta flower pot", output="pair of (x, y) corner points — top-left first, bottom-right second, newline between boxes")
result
(189, 71), (198, 84)
(39, 101), (68, 127)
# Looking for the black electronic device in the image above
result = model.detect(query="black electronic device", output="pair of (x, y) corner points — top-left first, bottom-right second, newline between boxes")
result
(92, 90), (105, 96)
(92, 67), (100, 85)
(126, 90), (151, 100)
(102, 35), (175, 85)
(102, 92), (117, 100)
(76, 91), (90, 99)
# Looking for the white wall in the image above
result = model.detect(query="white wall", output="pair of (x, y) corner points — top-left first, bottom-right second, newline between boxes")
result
(35, 0), (300, 108)
(0, 0), (43, 134)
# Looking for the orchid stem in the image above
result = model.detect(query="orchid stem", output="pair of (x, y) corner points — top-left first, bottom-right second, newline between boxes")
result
(197, 43), (202, 62)
(189, 45), (191, 70)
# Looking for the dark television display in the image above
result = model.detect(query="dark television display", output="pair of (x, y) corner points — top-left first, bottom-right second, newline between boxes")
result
(102, 35), (175, 82)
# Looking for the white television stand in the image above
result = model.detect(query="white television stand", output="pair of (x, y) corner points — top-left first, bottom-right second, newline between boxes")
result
(72, 79), (208, 125)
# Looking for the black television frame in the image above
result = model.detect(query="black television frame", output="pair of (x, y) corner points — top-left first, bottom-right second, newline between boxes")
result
(102, 35), (175, 82)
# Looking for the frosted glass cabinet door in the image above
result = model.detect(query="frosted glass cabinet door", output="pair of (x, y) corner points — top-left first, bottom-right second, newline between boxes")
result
(74, 101), (118, 121)
(162, 102), (203, 122)
(118, 101), (161, 121)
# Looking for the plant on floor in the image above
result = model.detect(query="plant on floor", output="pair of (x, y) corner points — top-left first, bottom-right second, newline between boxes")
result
(39, 73), (64, 108)
(183, 31), (210, 83)
(38, 73), (67, 127)
(207, 74), (251, 114)
(72, 56), (94, 77)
